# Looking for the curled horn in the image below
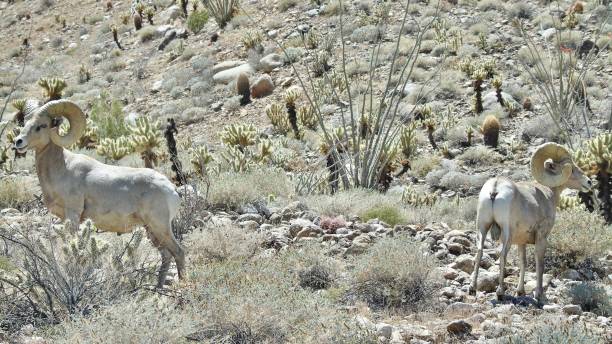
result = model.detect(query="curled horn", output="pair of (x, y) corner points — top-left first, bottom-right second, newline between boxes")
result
(40, 100), (86, 147)
(530, 143), (573, 187)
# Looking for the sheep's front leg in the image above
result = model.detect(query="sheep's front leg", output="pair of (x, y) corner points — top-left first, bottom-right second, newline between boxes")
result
(516, 244), (526, 296)
(496, 225), (511, 300)
(534, 237), (547, 303)
(469, 229), (487, 295)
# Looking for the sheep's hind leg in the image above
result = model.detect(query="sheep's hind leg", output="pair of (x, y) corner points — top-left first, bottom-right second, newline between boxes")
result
(156, 248), (172, 288)
(496, 224), (511, 300)
(470, 224), (488, 296)
(516, 244), (526, 296)
(151, 220), (186, 281)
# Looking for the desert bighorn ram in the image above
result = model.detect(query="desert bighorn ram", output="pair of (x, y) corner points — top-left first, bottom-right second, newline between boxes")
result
(13, 99), (185, 288)
(470, 143), (591, 303)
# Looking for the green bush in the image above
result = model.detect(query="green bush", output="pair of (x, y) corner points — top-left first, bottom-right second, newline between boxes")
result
(360, 205), (405, 226)
(568, 282), (611, 316)
(187, 10), (209, 34)
(348, 236), (439, 312)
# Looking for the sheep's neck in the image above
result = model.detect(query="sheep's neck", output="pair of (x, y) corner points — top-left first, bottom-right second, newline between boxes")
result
(549, 186), (564, 207)
(35, 143), (65, 196)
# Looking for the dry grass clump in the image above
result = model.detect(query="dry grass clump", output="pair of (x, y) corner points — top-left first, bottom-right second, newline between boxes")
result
(410, 153), (442, 178)
(185, 224), (264, 265)
(206, 167), (293, 209)
(0, 177), (35, 210)
(549, 207), (611, 260)
(499, 318), (606, 344)
(347, 235), (440, 312)
(303, 188), (402, 219)
(457, 145), (502, 166)
(360, 205), (406, 226)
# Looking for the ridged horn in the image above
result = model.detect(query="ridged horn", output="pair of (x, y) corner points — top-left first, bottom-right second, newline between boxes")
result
(41, 100), (86, 147)
(530, 143), (573, 187)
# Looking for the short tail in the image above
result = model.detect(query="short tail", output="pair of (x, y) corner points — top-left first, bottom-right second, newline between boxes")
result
(490, 223), (501, 241)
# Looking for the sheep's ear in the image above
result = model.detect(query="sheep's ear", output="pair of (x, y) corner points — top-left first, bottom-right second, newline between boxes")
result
(51, 117), (63, 127)
(544, 160), (559, 173)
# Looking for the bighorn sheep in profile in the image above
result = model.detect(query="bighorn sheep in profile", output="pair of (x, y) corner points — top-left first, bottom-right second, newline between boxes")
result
(13, 100), (185, 288)
(470, 143), (591, 303)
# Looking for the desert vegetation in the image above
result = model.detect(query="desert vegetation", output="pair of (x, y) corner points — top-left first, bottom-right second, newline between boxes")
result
(0, 0), (610, 342)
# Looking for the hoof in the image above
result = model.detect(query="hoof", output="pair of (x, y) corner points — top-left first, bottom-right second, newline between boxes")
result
(468, 286), (477, 296)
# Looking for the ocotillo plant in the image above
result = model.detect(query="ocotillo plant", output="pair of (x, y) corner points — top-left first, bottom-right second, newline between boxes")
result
(164, 118), (186, 185)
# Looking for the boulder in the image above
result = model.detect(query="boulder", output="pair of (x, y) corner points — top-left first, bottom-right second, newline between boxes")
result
(213, 64), (255, 84)
(482, 91), (520, 112)
(563, 304), (582, 316)
(250, 75), (275, 98)
(159, 5), (182, 24)
(259, 53), (284, 72)
(476, 270), (498, 292)
(212, 60), (246, 74)
(451, 254), (475, 274)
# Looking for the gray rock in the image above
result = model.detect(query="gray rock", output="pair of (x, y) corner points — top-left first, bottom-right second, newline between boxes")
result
(446, 302), (479, 316)
(306, 9), (319, 17)
(259, 53), (284, 72)
(563, 304), (582, 315)
(289, 218), (318, 237)
(213, 64), (256, 84)
(483, 91), (520, 112)
(447, 243), (464, 255)
(151, 79), (163, 93)
(539, 28), (556, 41)
(543, 304), (561, 312)
(375, 323), (393, 339)
(237, 213), (263, 224)
(238, 220), (259, 231)
(402, 83), (420, 98)
(212, 60), (247, 74)
(477, 270), (498, 292)
(560, 269), (582, 281)
(159, 5), (182, 24)
(443, 268), (459, 280)
(155, 25), (174, 36)
(345, 234), (373, 255)
(451, 254), (475, 274)
(447, 320), (472, 336)
(158, 29), (177, 51)
(250, 75), (274, 98)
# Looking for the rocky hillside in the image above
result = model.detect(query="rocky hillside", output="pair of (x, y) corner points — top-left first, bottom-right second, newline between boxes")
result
(0, 0), (611, 343)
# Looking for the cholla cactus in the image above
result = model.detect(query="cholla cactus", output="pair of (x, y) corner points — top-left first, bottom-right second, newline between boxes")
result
(558, 195), (583, 210)
(38, 77), (67, 102)
(297, 106), (317, 130)
(128, 117), (162, 168)
(284, 88), (301, 138)
(255, 139), (274, 163)
(399, 122), (417, 159)
(466, 126), (474, 146)
(112, 25), (123, 50)
(78, 64), (92, 84)
(97, 137), (133, 161)
(60, 220), (109, 266)
(220, 123), (257, 150)
(492, 76), (504, 107)
(359, 114), (371, 139)
(266, 103), (291, 134)
(77, 119), (99, 149)
(402, 187), (438, 207)
(11, 99), (27, 126)
(574, 133), (612, 222)
(377, 143), (400, 192)
(313, 50), (331, 77)
(422, 117), (437, 150)
(190, 146), (214, 178)
(221, 145), (252, 172)
(145, 7), (155, 25)
(306, 30), (320, 49)
(471, 68), (486, 114)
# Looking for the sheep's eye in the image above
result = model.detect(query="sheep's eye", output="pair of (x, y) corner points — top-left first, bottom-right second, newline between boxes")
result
(35, 124), (47, 132)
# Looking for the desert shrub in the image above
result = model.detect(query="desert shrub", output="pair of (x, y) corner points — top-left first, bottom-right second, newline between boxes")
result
(498, 319), (606, 344)
(138, 27), (156, 43)
(549, 207), (611, 259)
(182, 255), (349, 342)
(507, 3), (531, 19)
(0, 177), (34, 210)
(457, 145), (502, 166)
(299, 263), (333, 290)
(567, 282), (611, 316)
(360, 205), (405, 226)
(89, 92), (129, 140)
(304, 188), (400, 218)
(187, 10), (209, 33)
(322, 0), (346, 16)
(278, 0), (298, 12)
(185, 224), (264, 264)
(348, 235), (439, 312)
(477, 0), (503, 11)
(206, 167), (292, 209)
(0, 220), (154, 332)
(52, 297), (196, 343)
(404, 196), (477, 231)
(410, 153), (442, 178)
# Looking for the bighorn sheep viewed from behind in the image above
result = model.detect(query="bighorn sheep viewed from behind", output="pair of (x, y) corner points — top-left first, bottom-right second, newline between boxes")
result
(470, 143), (591, 303)
(13, 99), (185, 288)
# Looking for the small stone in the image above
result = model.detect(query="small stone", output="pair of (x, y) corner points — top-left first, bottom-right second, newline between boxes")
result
(237, 213), (263, 223)
(376, 323), (393, 339)
(267, 30), (278, 39)
(443, 268), (459, 280)
(543, 304), (561, 312)
(563, 304), (582, 316)
(159, 5), (182, 24)
(1, 208), (20, 215)
(560, 269), (582, 281)
(250, 74), (275, 98)
(238, 220), (259, 231)
(446, 302), (479, 316)
(447, 243), (464, 255)
(447, 320), (472, 336)
(212, 60), (247, 74)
